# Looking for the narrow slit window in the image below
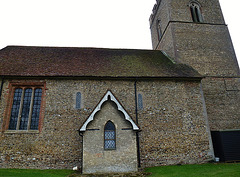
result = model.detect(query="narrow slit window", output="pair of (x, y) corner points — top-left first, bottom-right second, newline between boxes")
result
(190, 2), (203, 23)
(157, 20), (162, 40)
(104, 121), (116, 150)
(138, 93), (143, 110)
(76, 92), (81, 109)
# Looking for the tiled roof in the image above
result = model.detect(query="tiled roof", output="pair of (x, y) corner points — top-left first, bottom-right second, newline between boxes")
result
(0, 46), (202, 78)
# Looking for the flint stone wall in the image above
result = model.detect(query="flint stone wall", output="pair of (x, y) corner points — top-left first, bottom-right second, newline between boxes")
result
(0, 79), (213, 169)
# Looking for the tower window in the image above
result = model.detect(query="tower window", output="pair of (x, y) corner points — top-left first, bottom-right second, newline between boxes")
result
(157, 20), (162, 40)
(104, 121), (116, 150)
(190, 2), (203, 23)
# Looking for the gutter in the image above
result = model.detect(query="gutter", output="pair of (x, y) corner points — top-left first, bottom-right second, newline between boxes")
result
(134, 81), (141, 168)
(0, 76), (4, 101)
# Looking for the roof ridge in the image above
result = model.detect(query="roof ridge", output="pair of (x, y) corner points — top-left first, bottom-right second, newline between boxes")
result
(4, 45), (156, 52)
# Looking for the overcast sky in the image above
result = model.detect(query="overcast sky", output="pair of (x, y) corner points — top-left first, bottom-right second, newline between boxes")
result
(0, 0), (239, 66)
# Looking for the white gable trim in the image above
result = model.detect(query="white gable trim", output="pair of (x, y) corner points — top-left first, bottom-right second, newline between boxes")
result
(80, 90), (139, 132)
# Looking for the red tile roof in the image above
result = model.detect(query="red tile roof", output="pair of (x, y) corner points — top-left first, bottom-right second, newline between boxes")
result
(0, 46), (202, 78)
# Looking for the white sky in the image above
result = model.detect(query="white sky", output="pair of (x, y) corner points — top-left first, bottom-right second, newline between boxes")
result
(0, 0), (239, 66)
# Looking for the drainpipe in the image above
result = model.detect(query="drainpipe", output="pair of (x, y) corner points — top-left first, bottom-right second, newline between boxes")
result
(134, 81), (141, 168)
(0, 76), (4, 101)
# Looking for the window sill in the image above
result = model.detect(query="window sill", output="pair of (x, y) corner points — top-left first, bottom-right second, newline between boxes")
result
(4, 130), (39, 134)
(104, 148), (116, 151)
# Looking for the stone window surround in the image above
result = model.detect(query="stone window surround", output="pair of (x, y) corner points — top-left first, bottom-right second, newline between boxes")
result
(2, 80), (46, 133)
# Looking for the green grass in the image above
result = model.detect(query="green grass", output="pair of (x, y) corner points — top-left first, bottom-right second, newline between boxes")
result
(1, 163), (240, 177)
(0, 169), (75, 177)
(145, 163), (240, 177)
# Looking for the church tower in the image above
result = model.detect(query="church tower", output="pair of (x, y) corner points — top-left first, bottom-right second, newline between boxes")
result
(149, 0), (240, 132)
(150, 0), (239, 76)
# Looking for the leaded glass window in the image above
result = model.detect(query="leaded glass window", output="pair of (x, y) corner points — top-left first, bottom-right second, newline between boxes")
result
(9, 88), (22, 130)
(76, 92), (81, 109)
(104, 121), (116, 150)
(19, 88), (32, 130)
(8, 87), (43, 131)
(30, 88), (42, 130)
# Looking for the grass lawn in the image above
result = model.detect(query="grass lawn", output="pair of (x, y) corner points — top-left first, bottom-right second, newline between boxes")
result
(145, 163), (240, 177)
(1, 163), (240, 177)
(0, 169), (75, 177)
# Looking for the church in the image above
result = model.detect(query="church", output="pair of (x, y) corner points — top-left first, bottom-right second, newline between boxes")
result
(0, 0), (239, 174)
